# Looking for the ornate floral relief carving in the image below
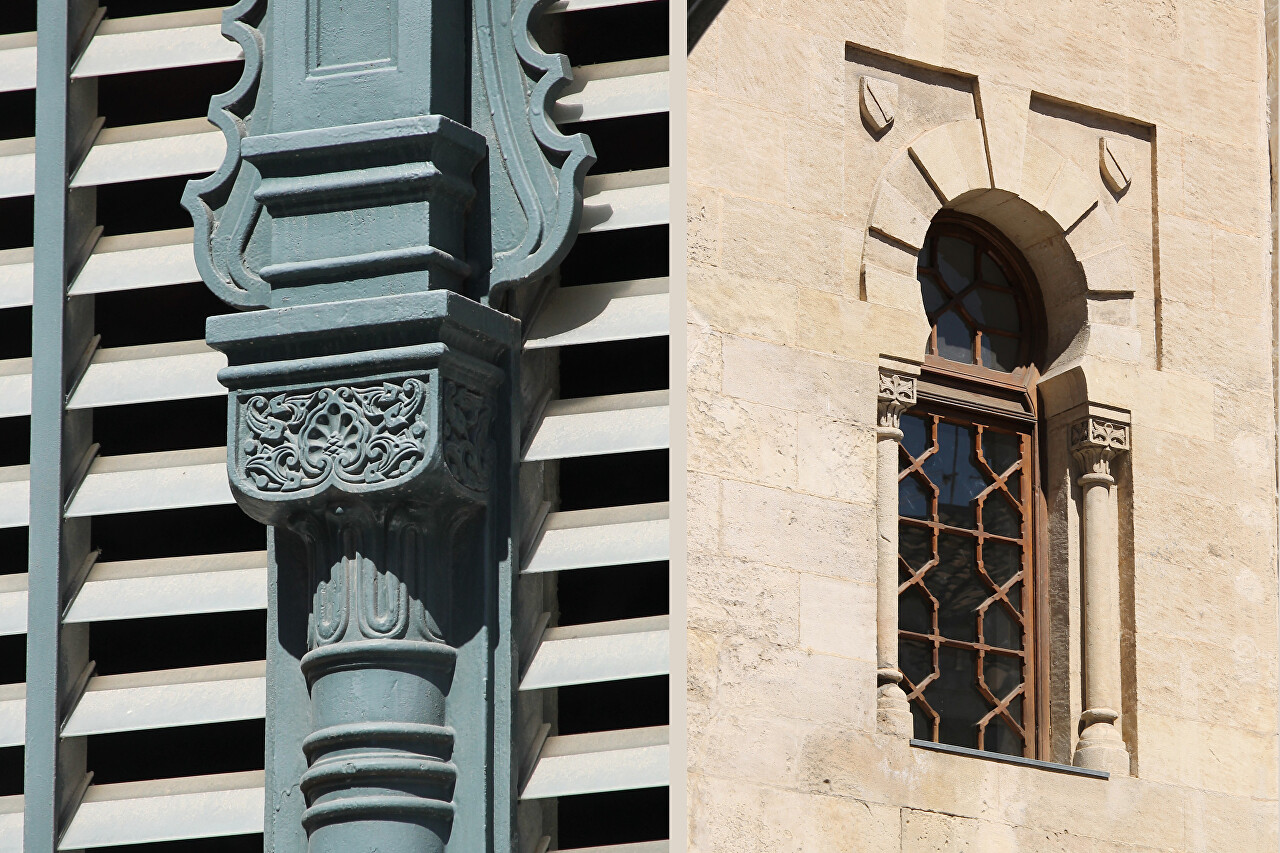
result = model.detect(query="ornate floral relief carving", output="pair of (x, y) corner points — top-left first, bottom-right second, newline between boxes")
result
(442, 379), (494, 492)
(877, 370), (917, 431)
(1071, 416), (1130, 478)
(242, 379), (430, 493)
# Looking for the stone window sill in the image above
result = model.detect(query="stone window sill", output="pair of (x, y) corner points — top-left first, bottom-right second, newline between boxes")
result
(909, 739), (1109, 780)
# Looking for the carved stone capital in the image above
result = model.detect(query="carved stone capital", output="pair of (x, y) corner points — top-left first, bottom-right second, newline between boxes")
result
(1071, 416), (1129, 480)
(877, 370), (917, 432)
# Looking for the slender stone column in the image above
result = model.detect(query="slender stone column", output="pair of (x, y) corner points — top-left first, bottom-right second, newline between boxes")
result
(875, 370), (916, 737)
(1070, 415), (1131, 775)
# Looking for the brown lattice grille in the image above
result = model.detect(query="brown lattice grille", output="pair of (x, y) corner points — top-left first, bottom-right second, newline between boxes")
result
(897, 409), (1035, 756)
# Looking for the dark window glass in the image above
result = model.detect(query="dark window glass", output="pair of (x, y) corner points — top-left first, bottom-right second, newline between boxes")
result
(917, 225), (1032, 372)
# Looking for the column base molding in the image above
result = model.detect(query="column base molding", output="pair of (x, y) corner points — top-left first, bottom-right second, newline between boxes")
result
(1072, 708), (1130, 775)
(876, 669), (913, 738)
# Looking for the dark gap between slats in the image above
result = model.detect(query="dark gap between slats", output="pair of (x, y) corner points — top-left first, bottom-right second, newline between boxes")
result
(87, 718), (264, 784)
(559, 225), (668, 288)
(91, 610), (266, 676)
(557, 787), (669, 849)
(91, 504), (266, 563)
(558, 450), (668, 512)
(533, 0), (669, 66)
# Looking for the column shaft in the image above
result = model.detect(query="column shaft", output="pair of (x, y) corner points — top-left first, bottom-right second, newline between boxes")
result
(1071, 416), (1130, 775)
(875, 370), (916, 738)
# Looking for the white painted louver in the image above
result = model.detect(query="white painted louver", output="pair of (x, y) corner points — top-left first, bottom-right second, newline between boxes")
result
(525, 277), (668, 349)
(70, 228), (200, 297)
(0, 466), (29, 529)
(0, 359), (30, 418)
(0, 247), (33, 309)
(62, 661), (265, 738)
(521, 726), (669, 800)
(58, 771), (265, 850)
(0, 137), (34, 199)
(0, 31), (36, 93)
(524, 502), (668, 574)
(581, 168), (669, 233)
(0, 683), (23, 748)
(72, 9), (242, 79)
(523, 390), (668, 462)
(0, 794), (20, 852)
(65, 448), (233, 518)
(67, 341), (227, 410)
(65, 551), (267, 625)
(553, 57), (669, 124)
(0, 574), (26, 637)
(71, 118), (225, 189)
(520, 615), (669, 691)
(547, 0), (663, 10)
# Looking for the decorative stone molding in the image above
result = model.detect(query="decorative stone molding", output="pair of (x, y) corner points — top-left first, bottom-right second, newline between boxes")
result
(1100, 137), (1133, 195)
(877, 370), (917, 432)
(1070, 416), (1130, 480)
(860, 76), (897, 134)
(875, 367), (917, 738)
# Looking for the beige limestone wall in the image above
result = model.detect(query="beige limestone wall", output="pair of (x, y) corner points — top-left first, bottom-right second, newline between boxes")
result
(688, 0), (1280, 849)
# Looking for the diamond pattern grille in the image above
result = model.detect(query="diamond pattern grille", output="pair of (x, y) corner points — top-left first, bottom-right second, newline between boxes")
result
(897, 409), (1034, 756)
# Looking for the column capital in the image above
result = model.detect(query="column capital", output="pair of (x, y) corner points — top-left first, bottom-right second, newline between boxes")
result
(877, 370), (917, 432)
(1071, 415), (1129, 481)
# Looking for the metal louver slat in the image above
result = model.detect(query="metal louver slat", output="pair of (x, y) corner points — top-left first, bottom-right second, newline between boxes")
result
(63, 661), (265, 738)
(0, 795), (20, 853)
(0, 359), (31, 417)
(520, 616), (668, 691)
(521, 726), (669, 800)
(58, 771), (266, 850)
(0, 574), (26, 636)
(524, 278), (668, 350)
(67, 341), (227, 410)
(0, 467), (30, 529)
(580, 168), (668, 234)
(70, 118), (225, 189)
(71, 10), (242, 79)
(70, 228), (200, 297)
(547, 0), (662, 10)
(0, 683), (23, 748)
(65, 551), (267, 624)
(0, 138), (35, 199)
(561, 844), (670, 853)
(524, 502), (668, 574)
(0, 32), (36, 93)
(0, 248), (33, 308)
(523, 390), (668, 462)
(65, 448), (232, 518)
(552, 57), (668, 124)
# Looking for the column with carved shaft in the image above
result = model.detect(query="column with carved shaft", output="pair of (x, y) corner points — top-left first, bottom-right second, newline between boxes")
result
(876, 370), (916, 737)
(182, 0), (595, 848)
(1070, 416), (1131, 775)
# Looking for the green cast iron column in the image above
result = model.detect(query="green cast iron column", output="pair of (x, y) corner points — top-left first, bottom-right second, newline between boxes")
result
(184, 0), (592, 850)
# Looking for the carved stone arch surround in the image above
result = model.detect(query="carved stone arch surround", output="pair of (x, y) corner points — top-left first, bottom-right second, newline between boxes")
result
(860, 78), (1142, 419)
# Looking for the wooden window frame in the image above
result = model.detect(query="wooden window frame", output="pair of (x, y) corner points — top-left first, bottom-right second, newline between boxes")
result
(900, 215), (1050, 759)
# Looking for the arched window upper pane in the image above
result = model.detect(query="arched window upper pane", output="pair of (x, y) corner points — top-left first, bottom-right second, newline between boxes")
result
(917, 224), (1033, 373)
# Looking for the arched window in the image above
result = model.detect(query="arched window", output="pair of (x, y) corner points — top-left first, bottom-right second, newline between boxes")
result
(897, 214), (1044, 757)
